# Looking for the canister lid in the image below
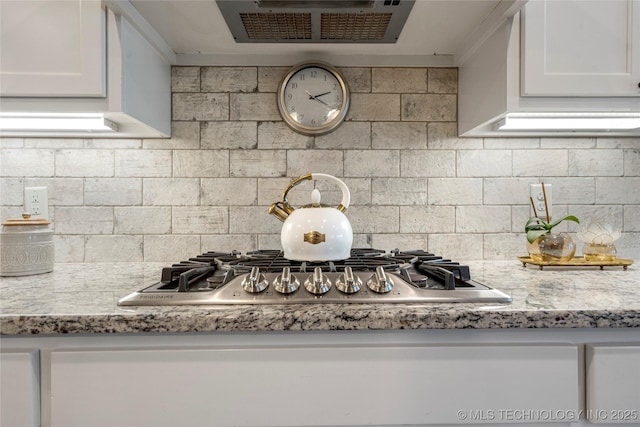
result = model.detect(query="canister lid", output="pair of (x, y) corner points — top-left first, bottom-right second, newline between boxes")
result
(2, 213), (50, 226)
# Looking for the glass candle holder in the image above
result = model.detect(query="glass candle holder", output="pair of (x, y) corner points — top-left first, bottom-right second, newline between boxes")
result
(583, 242), (617, 262)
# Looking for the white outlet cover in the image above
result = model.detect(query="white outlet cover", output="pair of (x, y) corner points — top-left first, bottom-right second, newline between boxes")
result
(24, 187), (48, 219)
(529, 183), (552, 220)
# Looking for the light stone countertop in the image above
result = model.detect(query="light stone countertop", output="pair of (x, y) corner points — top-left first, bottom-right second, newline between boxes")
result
(1, 260), (639, 335)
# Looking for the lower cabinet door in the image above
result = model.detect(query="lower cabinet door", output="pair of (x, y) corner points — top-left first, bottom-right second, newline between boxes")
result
(44, 344), (580, 427)
(586, 345), (640, 424)
(0, 350), (40, 427)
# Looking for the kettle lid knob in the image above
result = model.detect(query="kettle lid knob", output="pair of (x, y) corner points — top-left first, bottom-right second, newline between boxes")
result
(311, 189), (321, 206)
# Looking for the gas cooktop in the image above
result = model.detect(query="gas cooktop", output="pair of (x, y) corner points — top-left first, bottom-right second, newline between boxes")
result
(118, 249), (512, 306)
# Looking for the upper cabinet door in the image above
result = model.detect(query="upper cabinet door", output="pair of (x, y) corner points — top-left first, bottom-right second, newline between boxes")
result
(0, 0), (106, 97)
(521, 0), (640, 96)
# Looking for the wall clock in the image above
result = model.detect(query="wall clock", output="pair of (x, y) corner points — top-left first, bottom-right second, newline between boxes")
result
(277, 61), (350, 136)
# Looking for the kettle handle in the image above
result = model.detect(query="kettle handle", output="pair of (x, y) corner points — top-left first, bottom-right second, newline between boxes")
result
(281, 173), (350, 213)
(310, 173), (350, 212)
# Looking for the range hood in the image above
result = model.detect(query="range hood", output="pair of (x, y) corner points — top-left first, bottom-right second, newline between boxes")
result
(215, 0), (414, 44)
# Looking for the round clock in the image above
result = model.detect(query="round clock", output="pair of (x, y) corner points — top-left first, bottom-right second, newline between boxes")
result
(277, 61), (350, 136)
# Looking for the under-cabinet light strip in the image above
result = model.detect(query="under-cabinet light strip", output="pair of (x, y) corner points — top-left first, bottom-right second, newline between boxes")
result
(0, 113), (118, 132)
(495, 112), (640, 131)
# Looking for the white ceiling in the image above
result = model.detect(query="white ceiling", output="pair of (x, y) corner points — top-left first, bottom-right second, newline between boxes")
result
(129, 0), (524, 66)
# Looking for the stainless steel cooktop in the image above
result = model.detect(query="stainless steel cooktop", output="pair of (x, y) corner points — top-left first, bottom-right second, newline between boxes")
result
(118, 249), (511, 306)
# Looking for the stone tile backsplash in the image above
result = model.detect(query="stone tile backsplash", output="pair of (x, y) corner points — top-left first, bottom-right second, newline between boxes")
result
(1, 66), (639, 262)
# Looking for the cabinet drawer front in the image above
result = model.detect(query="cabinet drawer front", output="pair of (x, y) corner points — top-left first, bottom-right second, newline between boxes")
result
(45, 344), (580, 427)
(587, 345), (640, 424)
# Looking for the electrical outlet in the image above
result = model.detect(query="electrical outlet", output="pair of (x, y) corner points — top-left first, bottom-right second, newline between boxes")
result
(24, 187), (48, 219)
(529, 183), (552, 220)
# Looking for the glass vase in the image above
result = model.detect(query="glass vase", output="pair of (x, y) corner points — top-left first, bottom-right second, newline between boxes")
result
(526, 236), (545, 262)
(538, 233), (576, 263)
(583, 242), (617, 262)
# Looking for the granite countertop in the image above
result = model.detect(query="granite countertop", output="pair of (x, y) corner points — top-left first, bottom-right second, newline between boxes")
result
(1, 261), (639, 335)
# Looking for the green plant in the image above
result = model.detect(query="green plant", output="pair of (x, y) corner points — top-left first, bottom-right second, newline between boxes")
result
(525, 216), (580, 243)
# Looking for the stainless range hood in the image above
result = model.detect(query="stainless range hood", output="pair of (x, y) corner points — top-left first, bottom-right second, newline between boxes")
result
(215, 0), (415, 44)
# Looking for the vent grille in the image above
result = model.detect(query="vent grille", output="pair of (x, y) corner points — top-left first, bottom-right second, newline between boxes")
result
(240, 13), (312, 40)
(320, 13), (391, 40)
(216, 0), (414, 44)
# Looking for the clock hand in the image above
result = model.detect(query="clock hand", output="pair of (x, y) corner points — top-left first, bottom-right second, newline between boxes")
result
(304, 90), (332, 107)
(312, 91), (331, 98)
(313, 98), (332, 107)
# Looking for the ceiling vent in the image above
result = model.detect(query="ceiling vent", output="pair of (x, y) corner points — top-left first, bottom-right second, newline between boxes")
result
(216, 0), (415, 43)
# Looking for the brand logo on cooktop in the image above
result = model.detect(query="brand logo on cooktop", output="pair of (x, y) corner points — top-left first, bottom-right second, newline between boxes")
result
(139, 294), (176, 299)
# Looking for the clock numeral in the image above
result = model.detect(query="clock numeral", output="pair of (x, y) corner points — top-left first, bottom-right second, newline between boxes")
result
(290, 106), (295, 112)
(291, 83), (298, 89)
(310, 70), (317, 78)
(298, 114), (304, 121)
(311, 118), (316, 125)
(287, 93), (292, 100)
(299, 74), (305, 81)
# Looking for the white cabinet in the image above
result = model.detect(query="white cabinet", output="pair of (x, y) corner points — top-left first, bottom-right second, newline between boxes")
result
(4, 329), (640, 427)
(42, 344), (580, 427)
(0, 1), (172, 138)
(458, 9), (640, 137)
(0, 0), (106, 97)
(521, 0), (640, 97)
(586, 345), (640, 424)
(0, 350), (40, 427)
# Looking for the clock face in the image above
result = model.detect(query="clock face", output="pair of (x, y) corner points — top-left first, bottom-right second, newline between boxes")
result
(278, 62), (349, 136)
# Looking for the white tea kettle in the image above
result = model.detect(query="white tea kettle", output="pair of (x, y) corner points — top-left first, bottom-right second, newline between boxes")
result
(269, 173), (353, 261)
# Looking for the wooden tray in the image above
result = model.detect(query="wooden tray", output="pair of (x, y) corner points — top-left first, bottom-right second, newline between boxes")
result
(518, 256), (633, 270)
(2, 218), (50, 226)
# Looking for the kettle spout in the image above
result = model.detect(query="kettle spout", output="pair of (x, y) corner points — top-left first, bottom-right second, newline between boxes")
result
(269, 202), (293, 222)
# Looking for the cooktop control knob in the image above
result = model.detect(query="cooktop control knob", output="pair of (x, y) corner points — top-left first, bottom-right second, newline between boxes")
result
(367, 266), (393, 293)
(304, 267), (331, 295)
(242, 266), (269, 293)
(336, 266), (362, 294)
(273, 267), (300, 294)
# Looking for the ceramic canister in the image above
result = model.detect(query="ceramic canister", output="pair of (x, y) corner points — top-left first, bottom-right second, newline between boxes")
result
(0, 216), (54, 276)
